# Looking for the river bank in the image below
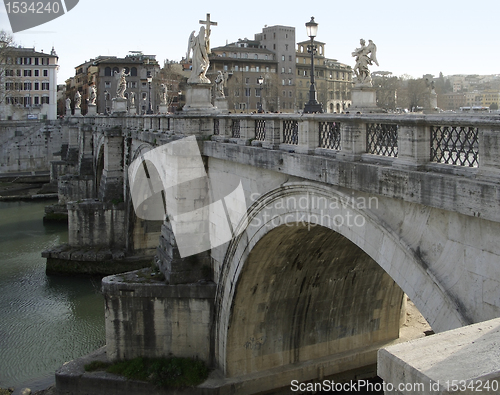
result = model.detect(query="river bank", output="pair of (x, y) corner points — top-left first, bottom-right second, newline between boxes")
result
(0, 173), (56, 201)
(0, 387), (55, 395)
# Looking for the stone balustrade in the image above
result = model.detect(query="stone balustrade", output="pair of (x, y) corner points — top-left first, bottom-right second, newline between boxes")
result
(75, 112), (500, 181)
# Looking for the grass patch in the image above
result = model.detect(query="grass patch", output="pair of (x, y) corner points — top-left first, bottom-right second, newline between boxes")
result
(84, 360), (111, 371)
(89, 356), (208, 389)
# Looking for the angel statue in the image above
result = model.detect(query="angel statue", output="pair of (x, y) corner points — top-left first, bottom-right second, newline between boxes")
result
(186, 26), (211, 84)
(214, 71), (225, 98)
(116, 68), (130, 99)
(88, 85), (97, 105)
(160, 84), (168, 105)
(74, 91), (81, 109)
(352, 39), (379, 86)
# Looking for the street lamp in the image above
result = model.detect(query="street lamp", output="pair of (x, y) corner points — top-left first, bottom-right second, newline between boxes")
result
(146, 71), (153, 114)
(257, 75), (264, 113)
(303, 16), (323, 113)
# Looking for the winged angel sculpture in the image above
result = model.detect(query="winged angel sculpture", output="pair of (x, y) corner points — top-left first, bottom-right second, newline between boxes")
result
(352, 39), (379, 86)
(186, 26), (211, 84)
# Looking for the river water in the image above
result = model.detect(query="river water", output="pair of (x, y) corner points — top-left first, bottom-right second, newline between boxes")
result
(0, 200), (105, 390)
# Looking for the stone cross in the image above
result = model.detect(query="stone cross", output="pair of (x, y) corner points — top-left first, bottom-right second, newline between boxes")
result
(199, 13), (217, 51)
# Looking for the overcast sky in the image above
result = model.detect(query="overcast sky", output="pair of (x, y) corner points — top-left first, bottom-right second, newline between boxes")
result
(1, 0), (498, 82)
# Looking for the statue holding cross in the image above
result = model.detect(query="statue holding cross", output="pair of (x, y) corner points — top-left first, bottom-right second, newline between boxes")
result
(186, 13), (218, 84)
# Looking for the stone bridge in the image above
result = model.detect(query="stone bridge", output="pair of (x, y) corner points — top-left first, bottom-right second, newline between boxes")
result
(47, 112), (500, 393)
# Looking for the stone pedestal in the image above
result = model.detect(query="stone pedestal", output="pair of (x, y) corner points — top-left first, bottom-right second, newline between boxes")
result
(73, 108), (82, 117)
(214, 97), (229, 113)
(350, 86), (381, 113)
(158, 104), (169, 114)
(183, 83), (217, 113)
(86, 104), (97, 116)
(129, 107), (137, 115)
(111, 97), (127, 114)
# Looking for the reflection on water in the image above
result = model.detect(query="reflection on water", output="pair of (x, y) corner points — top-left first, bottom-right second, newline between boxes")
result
(0, 201), (105, 389)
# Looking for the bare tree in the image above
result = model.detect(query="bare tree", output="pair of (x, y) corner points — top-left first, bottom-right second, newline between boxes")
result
(0, 30), (15, 99)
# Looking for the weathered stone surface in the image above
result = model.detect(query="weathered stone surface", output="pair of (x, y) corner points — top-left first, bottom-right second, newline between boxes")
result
(378, 318), (500, 395)
(102, 269), (216, 363)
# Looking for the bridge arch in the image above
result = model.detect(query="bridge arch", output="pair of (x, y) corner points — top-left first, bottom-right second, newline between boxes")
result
(215, 182), (470, 375)
(125, 143), (165, 254)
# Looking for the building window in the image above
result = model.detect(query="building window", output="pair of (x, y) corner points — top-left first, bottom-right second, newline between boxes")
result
(235, 89), (239, 97)
(16, 69), (21, 76)
(113, 67), (119, 75)
(245, 78), (250, 84)
(105, 67), (112, 76)
(24, 70), (32, 77)
(255, 89), (260, 97)
(34, 69), (39, 77)
(245, 66), (249, 72)
(285, 44), (288, 51)
(281, 67), (285, 74)
(105, 81), (111, 88)
(24, 82), (32, 90)
(34, 96), (39, 105)
(288, 79), (292, 85)
(43, 70), (48, 77)
(288, 68), (292, 74)
(142, 93), (147, 100)
(131, 67), (137, 76)
(224, 65), (228, 71)
(34, 58), (39, 66)
(281, 55), (285, 61)
(42, 82), (49, 90)
(245, 88), (251, 97)
(34, 82), (39, 90)
(41, 96), (49, 104)
(235, 65), (239, 71)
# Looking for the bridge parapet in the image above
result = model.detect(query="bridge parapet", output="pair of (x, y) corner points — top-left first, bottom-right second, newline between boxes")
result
(76, 113), (500, 181)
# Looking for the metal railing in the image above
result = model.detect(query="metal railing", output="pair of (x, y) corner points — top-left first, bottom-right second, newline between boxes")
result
(430, 125), (479, 167)
(282, 120), (298, 145)
(319, 121), (341, 150)
(255, 119), (266, 141)
(366, 123), (398, 157)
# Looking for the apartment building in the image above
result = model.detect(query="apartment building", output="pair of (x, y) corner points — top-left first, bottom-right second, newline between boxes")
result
(210, 39), (279, 112)
(1, 46), (58, 120)
(210, 25), (352, 113)
(296, 40), (352, 113)
(70, 52), (160, 115)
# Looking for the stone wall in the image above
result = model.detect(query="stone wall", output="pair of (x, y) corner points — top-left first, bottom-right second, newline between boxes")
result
(102, 270), (215, 363)
(0, 121), (69, 173)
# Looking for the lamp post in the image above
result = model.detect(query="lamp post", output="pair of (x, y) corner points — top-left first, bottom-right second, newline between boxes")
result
(146, 71), (153, 114)
(303, 16), (323, 113)
(257, 75), (264, 113)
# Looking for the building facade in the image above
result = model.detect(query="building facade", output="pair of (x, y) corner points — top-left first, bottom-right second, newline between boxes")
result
(70, 52), (160, 115)
(296, 40), (352, 113)
(210, 40), (278, 113)
(1, 47), (58, 120)
(209, 25), (352, 113)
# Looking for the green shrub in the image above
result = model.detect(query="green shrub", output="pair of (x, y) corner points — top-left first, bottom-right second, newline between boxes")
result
(105, 356), (208, 389)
